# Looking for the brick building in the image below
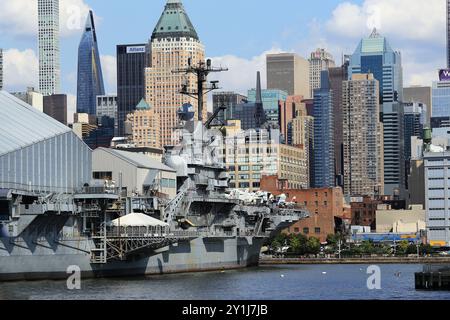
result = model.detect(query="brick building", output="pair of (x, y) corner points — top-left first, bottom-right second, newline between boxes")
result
(261, 175), (344, 242)
(350, 195), (406, 230)
(350, 196), (381, 229)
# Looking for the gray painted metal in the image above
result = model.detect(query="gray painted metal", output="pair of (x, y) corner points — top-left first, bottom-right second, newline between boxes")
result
(0, 91), (70, 157)
(96, 148), (175, 172)
(0, 91), (92, 193)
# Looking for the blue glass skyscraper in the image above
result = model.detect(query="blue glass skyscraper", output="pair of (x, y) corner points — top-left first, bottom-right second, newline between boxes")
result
(313, 70), (335, 188)
(76, 10), (105, 115)
(349, 29), (405, 197)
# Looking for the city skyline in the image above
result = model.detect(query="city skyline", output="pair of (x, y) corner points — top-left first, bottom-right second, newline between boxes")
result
(0, 0), (446, 122)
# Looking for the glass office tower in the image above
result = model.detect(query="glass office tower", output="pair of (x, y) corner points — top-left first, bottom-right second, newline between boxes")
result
(349, 29), (405, 197)
(313, 70), (335, 188)
(76, 10), (105, 115)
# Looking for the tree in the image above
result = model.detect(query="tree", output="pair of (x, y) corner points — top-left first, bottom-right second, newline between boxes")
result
(407, 243), (418, 255)
(288, 233), (307, 255)
(360, 240), (375, 255)
(289, 234), (301, 254)
(420, 244), (433, 256)
(271, 233), (288, 252)
(306, 237), (321, 255)
(397, 241), (409, 255)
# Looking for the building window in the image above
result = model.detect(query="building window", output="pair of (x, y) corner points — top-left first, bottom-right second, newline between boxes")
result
(315, 228), (321, 234)
(294, 228), (300, 233)
(303, 227), (309, 234)
(93, 172), (113, 180)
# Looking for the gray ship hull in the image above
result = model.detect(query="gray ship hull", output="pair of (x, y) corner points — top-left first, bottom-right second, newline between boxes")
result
(0, 236), (264, 281)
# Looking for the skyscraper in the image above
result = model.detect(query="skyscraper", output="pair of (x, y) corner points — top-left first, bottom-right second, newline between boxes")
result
(97, 95), (118, 135)
(145, 0), (205, 146)
(266, 53), (310, 97)
(343, 74), (384, 197)
(328, 56), (349, 186)
(404, 102), (426, 189)
(0, 49), (3, 90)
(431, 80), (450, 128)
(290, 105), (314, 188)
(313, 70), (335, 188)
(38, 0), (60, 96)
(309, 48), (335, 98)
(279, 95), (304, 144)
(117, 44), (149, 136)
(349, 29), (404, 197)
(404, 86), (432, 126)
(447, 0), (450, 68)
(76, 10), (105, 115)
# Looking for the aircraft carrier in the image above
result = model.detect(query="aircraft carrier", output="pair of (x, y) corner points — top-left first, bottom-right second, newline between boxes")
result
(0, 59), (308, 280)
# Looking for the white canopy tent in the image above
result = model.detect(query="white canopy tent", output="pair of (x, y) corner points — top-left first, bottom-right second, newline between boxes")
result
(107, 212), (169, 228)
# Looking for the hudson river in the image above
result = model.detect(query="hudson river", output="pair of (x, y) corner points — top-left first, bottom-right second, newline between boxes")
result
(1, 264), (450, 300)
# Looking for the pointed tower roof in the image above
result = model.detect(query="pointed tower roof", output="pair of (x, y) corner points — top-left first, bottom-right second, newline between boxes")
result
(84, 10), (97, 42)
(255, 71), (262, 105)
(136, 98), (152, 111)
(151, 0), (199, 41)
(360, 29), (393, 54)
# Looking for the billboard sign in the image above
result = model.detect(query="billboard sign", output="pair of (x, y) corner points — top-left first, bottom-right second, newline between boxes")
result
(126, 46), (146, 54)
(439, 69), (450, 81)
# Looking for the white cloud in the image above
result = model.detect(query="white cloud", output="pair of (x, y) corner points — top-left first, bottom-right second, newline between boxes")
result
(326, 3), (367, 39)
(319, 0), (446, 87)
(100, 55), (117, 94)
(3, 49), (39, 91)
(0, 0), (93, 38)
(208, 48), (284, 97)
(326, 0), (445, 43)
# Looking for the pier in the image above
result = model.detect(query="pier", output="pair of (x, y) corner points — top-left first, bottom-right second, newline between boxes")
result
(415, 265), (450, 290)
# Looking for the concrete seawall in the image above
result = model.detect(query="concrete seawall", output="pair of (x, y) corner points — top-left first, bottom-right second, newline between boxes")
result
(260, 257), (450, 265)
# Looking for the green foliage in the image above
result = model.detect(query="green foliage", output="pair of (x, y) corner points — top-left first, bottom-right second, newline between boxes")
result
(270, 233), (289, 251)
(397, 241), (410, 255)
(419, 244), (433, 255)
(407, 244), (418, 255)
(306, 237), (321, 255)
(359, 240), (375, 255)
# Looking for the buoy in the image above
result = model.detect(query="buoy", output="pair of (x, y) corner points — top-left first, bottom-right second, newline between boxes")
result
(322, 272), (327, 275)
(280, 274), (285, 278)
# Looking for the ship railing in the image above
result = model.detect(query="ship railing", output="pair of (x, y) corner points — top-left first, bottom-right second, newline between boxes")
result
(101, 226), (170, 239)
(169, 230), (210, 238)
(0, 182), (76, 194)
(81, 186), (121, 195)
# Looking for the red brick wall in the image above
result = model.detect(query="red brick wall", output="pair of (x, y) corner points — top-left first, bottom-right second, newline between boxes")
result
(350, 196), (381, 228)
(261, 175), (344, 243)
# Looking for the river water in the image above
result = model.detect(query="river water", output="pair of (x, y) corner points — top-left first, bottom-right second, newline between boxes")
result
(1, 264), (449, 300)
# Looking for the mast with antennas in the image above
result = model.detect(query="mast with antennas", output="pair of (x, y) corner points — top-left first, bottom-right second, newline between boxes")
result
(172, 58), (228, 123)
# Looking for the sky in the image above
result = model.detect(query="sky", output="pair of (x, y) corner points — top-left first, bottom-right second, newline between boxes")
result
(0, 0), (446, 122)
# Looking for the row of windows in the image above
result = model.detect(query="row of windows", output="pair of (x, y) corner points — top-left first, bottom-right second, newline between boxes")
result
(293, 227), (321, 235)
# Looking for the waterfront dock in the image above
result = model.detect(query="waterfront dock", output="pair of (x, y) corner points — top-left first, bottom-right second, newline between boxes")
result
(415, 265), (450, 290)
(260, 256), (450, 265)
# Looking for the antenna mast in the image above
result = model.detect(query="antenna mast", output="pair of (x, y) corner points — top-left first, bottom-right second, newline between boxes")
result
(172, 58), (228, 122)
